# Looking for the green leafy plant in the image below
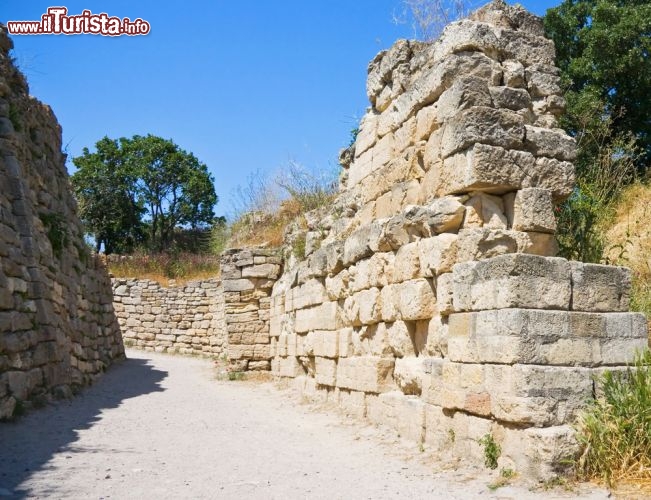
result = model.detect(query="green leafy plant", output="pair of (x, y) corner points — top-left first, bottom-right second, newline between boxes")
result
(292, 232), (306, 260)
(478, 433), (501, 470)
(8, 102), (21, 132)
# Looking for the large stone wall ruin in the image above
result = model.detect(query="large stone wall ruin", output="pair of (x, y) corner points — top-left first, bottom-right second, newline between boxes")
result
(8, 0), (642, 480)
(264, 1), (648, 480)
(0, 26), (124, 419)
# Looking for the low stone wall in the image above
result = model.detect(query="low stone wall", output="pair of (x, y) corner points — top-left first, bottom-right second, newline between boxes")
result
(112, 279), (226, 357)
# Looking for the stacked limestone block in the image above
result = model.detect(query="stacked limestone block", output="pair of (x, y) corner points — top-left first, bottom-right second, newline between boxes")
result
(112, 278), (226, 357)
(268, 1), (647, 480)
(221, 248), (282, 371)
(0, 25), (124, 419)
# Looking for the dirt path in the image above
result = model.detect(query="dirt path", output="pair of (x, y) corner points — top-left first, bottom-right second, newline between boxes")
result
(0, 350), (610, 499)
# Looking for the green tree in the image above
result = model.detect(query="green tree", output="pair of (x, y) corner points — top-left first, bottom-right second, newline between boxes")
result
(72, 135), (218, 253)
(124, 135), (217, 251)
(71, 137), (144, 254)
(545, 0), (651, 169)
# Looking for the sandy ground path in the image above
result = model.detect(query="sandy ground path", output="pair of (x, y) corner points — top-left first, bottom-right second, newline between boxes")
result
(0, 350), (610, 499)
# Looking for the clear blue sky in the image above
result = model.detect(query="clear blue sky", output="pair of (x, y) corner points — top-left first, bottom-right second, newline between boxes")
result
(4, 0), (558, 218)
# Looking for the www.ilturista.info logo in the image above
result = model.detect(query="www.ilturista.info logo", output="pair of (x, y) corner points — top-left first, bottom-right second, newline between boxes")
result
(7, 7), (151, 36)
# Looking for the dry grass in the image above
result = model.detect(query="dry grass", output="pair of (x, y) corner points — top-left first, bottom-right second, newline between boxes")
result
(107, 252), (220, 286)
(228, 198), (311, 249)
(602, 182), (651, 334)
(225, 162), (338, 250)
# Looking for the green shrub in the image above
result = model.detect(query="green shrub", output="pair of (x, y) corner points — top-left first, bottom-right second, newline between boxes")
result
(478, 433), (501, 470)
(576, 350), (651, 485)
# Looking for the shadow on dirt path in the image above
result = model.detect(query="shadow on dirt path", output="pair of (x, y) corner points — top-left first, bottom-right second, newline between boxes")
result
(0, 355), (167, 498)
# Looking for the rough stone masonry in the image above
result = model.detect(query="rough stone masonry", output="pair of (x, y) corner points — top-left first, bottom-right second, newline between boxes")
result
(0, 25), (124, 419)
(112, 278), (226, 357)
(259, 0), (648, 481)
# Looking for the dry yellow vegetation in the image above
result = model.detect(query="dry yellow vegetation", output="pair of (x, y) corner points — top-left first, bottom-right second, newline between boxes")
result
(602, 183), (651, 335)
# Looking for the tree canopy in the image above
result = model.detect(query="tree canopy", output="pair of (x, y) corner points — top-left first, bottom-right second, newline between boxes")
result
(72, 135), (218, 253)
(544, 0), (651, 170)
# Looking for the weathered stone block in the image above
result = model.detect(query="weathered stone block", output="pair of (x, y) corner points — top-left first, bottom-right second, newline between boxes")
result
(367, 391), (426, 443)
(462, 192), (507, 229)
(337, 328), (353, 358)
(571, 262), (631, 312)
(336, 357), (395, 393)
(453, 254), (571, 311)
(437, 144), (574, 200)
(509, 188), (557, 233)
(228, 344), (270, 361)
(435, 77), (493, 122)
(354, 111), (379, 157)
(312, 330), (339, 358)
(393, 357), (426, 395)
(417, 234), (458, 277)
(242, 263), (281, 279)
(295, 301), (344, 333)
(523, 125), (577, 161)
(343, 224), (375, 266)
(384, 321), (415, 358)
(222, 279), (255, 292)
(358, 287), (382, 325)
(441, 107), (525, 158)
(424, 361), (594, 426)
(331, 389), (364, 419)
(447, 309), (647, 366)
(315, 357), (337, 386)
(500, 425), (579, 482)
(455, 228), (518, 262)
(291, 279), (328, 311)
(396, 279), (436, 321)
(393, 242), (421, 282)
(488, 86), (531, 111)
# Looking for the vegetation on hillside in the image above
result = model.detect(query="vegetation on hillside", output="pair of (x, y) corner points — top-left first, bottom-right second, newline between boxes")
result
(213, 162), (338, 252)
(105, 251), (221, 286)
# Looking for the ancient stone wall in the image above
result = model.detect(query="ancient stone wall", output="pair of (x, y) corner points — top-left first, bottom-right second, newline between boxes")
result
(221, 248), (282, 371)
(110, 249), (282, 366)
(0, 26), (124, 419)
(111, 278), (226, 357)
(267, 1), (647, 480)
